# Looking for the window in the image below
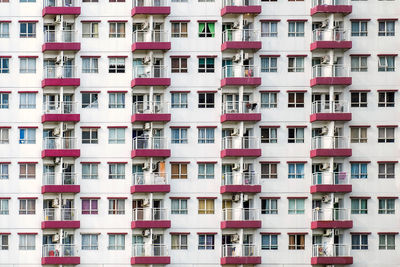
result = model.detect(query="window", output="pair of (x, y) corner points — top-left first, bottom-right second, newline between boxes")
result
(109, 22), (125, 38)
(261, 128), (278, 143)
(261, 21), (278, 37)
(378, 127), (395, 143)
(19, 22), (36, 38)
(19, 58), (36, 73)
(171, 22), (188, 38)
(82, 57), (99, 73)
(19, 128), (36, 144)
(198, 57), (215, 73)
(354, 166), (369, 186)
(82, 234), (98, 250)
(288, 92), (305, 107)
(378, 21), (395, 36)
(171, 163), (188, 179)
(352, 234), (368, 250)
(351, 198), (368, 214)
(198, 22), (215, 37)
(108, 128), (125, 144)
(288, 57), (304, 72)
(82, 128), (98, 144)
(0, 23), (9, 38)
(108, 234), (125, 250)
(198, 93), (215, 108)
(378, 163), (395, 179)
(171, 92), (188, 108)
(0, 93), (9, 109)
(19, 93), (36, 109)
(288, 22), (304, 37)
(19, 234), (35, 250)
(288, 234), (305, 250)
(351, 92), (367, 107)
(171, 234), (188, 250)
(171, 199), (188, 214)
(82, 163), (99, 179)
(0, 163), (9, 179)
(19, 163), (35, 179)
(198, 199), (214, 214)
(171, 128), (188, 144)
(351, 21), (368, 36)
(262, 234), (278, 250)
(351, 56), (368, 72)
(20, 0), (35, 2)
(0, 199), (9, 215)
(0, 58), (9, 73)
(261, 163), (278, 179)
(288, 199), (304, 214)
(350, 127), (367, 143)
(109, 58), (125, 73)
(198, 163), (214, 179)
(109, 93), (125, 108)
(261, 199), (278, 214)
(288, 128), (304, 143)
(379, 234), (395, 250)
(83, 0), (98, 2)
(82, 199), (98, 214)
(82, 93), (98, 108)
(0, 128), (9, 144)
(379, 199), (395, 214)
(108, 199), (125, 214)
(109, 0), (124, 2)
(261, 57), (278, 72)
(171, 57), (188, 73)
(288, 163), (304, 179)
(0, 235), (8, 250)
(261, 92), (277, 108)
(198, 234), (214, 249)
(378, 92), (395, 107)
(19, 199), (35, 214)
(108, 163), (125, 179)
(378, 56), (395, 72)
(82, 22), (99, 38)
(198, 128), (214, 144)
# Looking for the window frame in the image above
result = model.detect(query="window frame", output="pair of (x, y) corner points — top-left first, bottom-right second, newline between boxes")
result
(261, 92), (277, 108)
(351, 198), (368, 214)
(109, 22), (125, 38)
(108, 57), (125, 73)
(171, 234), (188, 250)
(171, 57), (188, 73)
(350, 127), (368, 143)
(378, 91), (395, 107)
(19, 93), (36, 109)
(19, 22), (36, 38)
(171, 128), (188, 144)
(198, 163), (214, 179)
(288, 57), (304, 72)
(108, 128), (125, 144)
(198, 199), (215, 214)
(108, 234), (125, 250)
(288, 21), (305, 37)
(379, 234), (395, 250)
(108, 199), (125, 215)
(261, 21), (278, 37)
(19, 128), (36, 144)
(0, 199), (9, 215)
(261, 163), (278, 179)
(0, 163), (9, 179)
(108, 93), (125, 108)
(0, 234), (8, 250)
(82, 92), (99, 108)
(82, 57), (99, 73)
(19, 58), (36, 73)
(171, 22), (188, 38)
(0, 93), (9, 109)
(351, 56), (368, 72)
(0, 58), (9, 73)
(261, 199), (278, 214)
(261, 57), (278, 72)
(378, 21), (395, 36)
(0, 128), (9, 144)
(198, 22), (215, 38)
(82, 163), (99, 179)
(288, 128), (304, 143)
(351, 21), (368, 37)
(351, 92), (368, 107)
(198, 234), (215, 249)
(378, 163), (395, 179)
(261, 128), (278, 143)
(19, 234), (35, 250)
(288, 234), (305, 250)
(198, 128), (215, 144)
(82, 22), (99, 38)
(171, 198), (188, 214)
(82, 199), (99, 214)
(378, 56), (395, 72)
(288, 92), (304, 107)
(288, 198), (305, 214)
(0, 22), (10, 38)
(82, 128), (98, 144)
(198, 93), (215, 108)
(108, 163), (125, 179)
(378, 127), (395, 143)
(19, 199), (36, 215)
(19, 163), (35, 179)
(378, 199), (395, 214)
(81, 234), (99, 250)
(351, 234), (368, 250)
(198, 57), (215, 73)
(261, 234), (278, 250)
(171, 163), (188, 179)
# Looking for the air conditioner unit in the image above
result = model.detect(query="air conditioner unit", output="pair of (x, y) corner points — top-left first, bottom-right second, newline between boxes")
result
(232, 21), (240, 29)
(141, 22), (150, 31)
(232, 194), (240, 202)
(243, 194), (249, 202)
(143, 122), (151, 130)
(54, 157), (61, 165)
(231, 129), (239, 136)
(321, 20), (329, 28)
(321, 126), (329, 135)
(142, 56), (151, 65)
(233, 54), (241, 63)
(143, 198), (150, 207)
(52, 198), (60, 208)
(232, 234), (240, 243)
(142, 229), (151, 237)
(319, 163), (330, 171)
(142, 162), (150, 171)
(52, 233), (60, 242)
(323, 229), (332, 237)
(232, 163), (240, 171)
(54, 15), (62, 24)
(322, 195), (331, 203)
(321, 55), (330, 64)
(53, 127), (61, 136)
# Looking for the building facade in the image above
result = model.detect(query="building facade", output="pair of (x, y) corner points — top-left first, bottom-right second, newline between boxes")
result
(0, 0), (399, 266)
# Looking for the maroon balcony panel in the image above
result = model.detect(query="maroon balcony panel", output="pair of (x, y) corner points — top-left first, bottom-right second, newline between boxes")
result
(131, 220), (171, 229)
(42, 78), (80, 88)
(311, 256), (353, 265)
(310, 5), (352, 16)
(131, 114), (171, 123)
(220, 220), (261, 229)
(221, 149), (261, 158)
(221, 77), (261, 87)
(41, 221), (80, 229)
(310, 41), (352, 51)
(310, 113), (352, 122)
(131, 78), (171, 87)
(132, 42), (171, 51)
(131, 184), (170, 193)
(310, 149), (352, 158)
(131, 257), (170, 265)
(42, 257), (80, 265)
(42, 114), (80, 123)
(221, 6), (261, 16)
(131, 149), (171, 158)
(41, 149), (81, 158)
(42, 185), (81, 194)
(42, 43), (81, 52)
(221, 113), (261, 123)
(220, 185), (261, 194)
(42, 7), (81, 16)
(131, 6), (170, 16)
(221, 256), (262, 265)
(310, 184), (352, 194)
(311, 220), (353, 229)
(221, 41), (262, 51)
(310, 77), (352, 87)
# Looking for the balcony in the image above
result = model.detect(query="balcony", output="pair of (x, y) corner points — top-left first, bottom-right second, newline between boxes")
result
(221, 29), (261, 51)
(42, 137), (80, 158)
(131, 65), (170, 87)
(221, 136), (261, 158)
(220, 172), (261, 193)
(131, 101), (171, 123)
(311, 0), (352, 16)
(310, 100), (351, 122)
(221, 244), (261, 265)
(42, 66), (80, 88)
(310, 136), (351, 158)
(132, 30), (171, 51)
(42, 172), (80, 193)
(131, 244), (170, 265)
(42, 208), (80, 229)
(310, 172), (352, 193)
(311, 29), (351, 51)
(42, 0), (81, 16)
(310, 65), (351, 87)
(221, 65), (261, 87)
(311, 244), (353, 265)
(132, 137), (170, 158)
(221, 101), (261, 122)
(131, 172), (170, 193)
(221, 0), (261, 16)
(42, 101), (80, 122)
(131, 0), (170, 16)
(132, 208), (170, 228)
(221, 208), (261, 229)
(42, 244), (80, 265)
(311, 208), (352, 229)
(42, 30), (80, 52)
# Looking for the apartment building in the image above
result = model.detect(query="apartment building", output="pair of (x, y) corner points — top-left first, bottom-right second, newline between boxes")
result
(0, 0), (399, 266)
